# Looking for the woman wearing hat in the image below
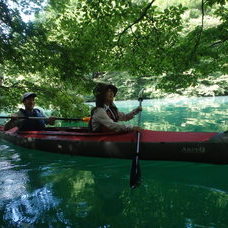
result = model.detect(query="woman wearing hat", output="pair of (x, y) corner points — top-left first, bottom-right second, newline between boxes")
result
(90, 83), (142, 132)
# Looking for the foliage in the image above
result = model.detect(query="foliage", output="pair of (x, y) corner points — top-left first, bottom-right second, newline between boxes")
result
(92, 71), (228, 100)
(0, 0), (45, 64)
(0, 0), (228, 114)
(0, 72), (90, 116)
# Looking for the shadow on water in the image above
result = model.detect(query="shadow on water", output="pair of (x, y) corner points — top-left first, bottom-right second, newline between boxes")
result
(1, 96), (228, 227)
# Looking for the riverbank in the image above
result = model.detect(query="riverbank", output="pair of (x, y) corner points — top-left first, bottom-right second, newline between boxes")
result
(87, 73), (228, 101)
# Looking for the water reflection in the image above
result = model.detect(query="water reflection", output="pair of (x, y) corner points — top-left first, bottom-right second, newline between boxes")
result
(120, 179), (228, 227)
(4, 186), (59, 226)
(0, 143), (228, 227)
(117, 96), (228, 132)
(0, 144), (28, 208)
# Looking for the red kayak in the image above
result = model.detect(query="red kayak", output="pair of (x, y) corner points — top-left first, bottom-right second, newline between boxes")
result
(0, 126), (227, 164)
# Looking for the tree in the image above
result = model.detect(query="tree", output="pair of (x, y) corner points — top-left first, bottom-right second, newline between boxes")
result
(0, 0), (227, 113)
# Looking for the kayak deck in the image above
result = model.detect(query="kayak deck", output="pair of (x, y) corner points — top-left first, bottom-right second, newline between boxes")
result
(0, 126), (217, 143)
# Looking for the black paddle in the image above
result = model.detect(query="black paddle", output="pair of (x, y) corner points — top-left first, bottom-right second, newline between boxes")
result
(0, 116), (91, 122)
(130, 88), (144, 189)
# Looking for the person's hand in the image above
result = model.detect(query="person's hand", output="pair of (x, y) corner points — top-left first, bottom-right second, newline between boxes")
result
(132, 126), (143, 132)
(48, 116), (56, 125)
(11, 115), (19, 120)
(137, 106), (142, 112)
(132, 106), (142, 116)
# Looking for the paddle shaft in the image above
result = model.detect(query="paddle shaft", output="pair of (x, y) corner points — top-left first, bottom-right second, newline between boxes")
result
(136, 98), (143, 156)
(138, 100), (142, 125)
(0, 116), (90, 122)
(133, 99), (142, 182)
(130, 89), (144, 188)
(134, 131), (141, 178)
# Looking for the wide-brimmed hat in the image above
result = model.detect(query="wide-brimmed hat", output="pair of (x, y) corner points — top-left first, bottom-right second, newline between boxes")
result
(93, 83), (118, 97)
(22, 92), (37, 102)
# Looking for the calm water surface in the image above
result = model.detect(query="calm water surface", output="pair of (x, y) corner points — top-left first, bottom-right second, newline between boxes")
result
(1, 96), (228, 227)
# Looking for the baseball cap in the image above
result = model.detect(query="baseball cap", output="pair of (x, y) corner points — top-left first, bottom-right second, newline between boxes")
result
(22, 92), (37, 102)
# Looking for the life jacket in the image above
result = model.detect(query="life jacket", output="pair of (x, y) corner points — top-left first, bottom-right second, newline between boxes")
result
(105, 105), (119, 122)
(89, 105), (119, 132)
(19, 108), (46, 131)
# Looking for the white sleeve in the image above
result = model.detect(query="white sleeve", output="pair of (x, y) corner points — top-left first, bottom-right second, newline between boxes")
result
(92, 108), (134, 132)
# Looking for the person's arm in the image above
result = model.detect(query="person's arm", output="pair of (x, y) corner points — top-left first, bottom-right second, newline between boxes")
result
(4, 111), (25, 131)
(118, 106), (142, 121)
(47, 117), (56, 125)
(92, 108), (135, 132)
(4, 119), (16, 131)
(36, 109), (55, 125)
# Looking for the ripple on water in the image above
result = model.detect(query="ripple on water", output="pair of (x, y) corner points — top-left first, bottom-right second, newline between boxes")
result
(0, 169), (28, 207)
(0, 144), (9, 151)
(3, 185), (60, 226)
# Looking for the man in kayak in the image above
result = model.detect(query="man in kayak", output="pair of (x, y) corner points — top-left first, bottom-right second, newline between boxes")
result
(4, 92), (55, 131)
(89, 83), (142, 132)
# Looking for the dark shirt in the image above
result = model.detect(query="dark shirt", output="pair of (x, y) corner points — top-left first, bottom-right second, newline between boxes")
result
(19, 108), (46, 131)
(4, 108), (46, 131)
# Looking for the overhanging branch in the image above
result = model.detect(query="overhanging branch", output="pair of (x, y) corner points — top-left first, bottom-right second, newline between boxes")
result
(210, 38), (228, 47)
(117, 0), (156, 43)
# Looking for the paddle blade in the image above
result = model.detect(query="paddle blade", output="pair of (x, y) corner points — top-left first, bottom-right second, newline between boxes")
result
(130, 155), (141, 188)
(82, 117), (91, 122)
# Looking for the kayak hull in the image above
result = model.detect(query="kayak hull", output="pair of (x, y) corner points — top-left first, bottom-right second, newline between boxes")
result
(0, 126), (227, 164)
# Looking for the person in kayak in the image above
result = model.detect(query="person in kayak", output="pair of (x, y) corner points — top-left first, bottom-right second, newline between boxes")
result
(4, 92), (55, 131)
(89, 83), (142, 132)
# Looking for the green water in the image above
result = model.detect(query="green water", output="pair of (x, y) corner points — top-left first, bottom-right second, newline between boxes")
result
(1, 96), (228, 227)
